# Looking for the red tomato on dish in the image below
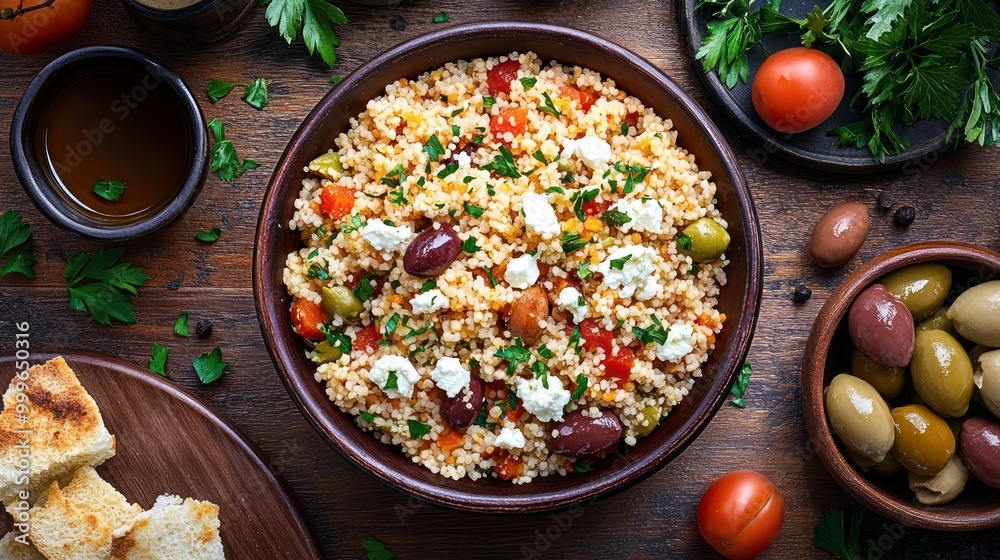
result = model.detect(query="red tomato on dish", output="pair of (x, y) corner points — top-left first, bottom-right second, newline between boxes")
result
(493, 451), (524, 480)
(751, 47), (845, 134)
(697, 471), (785, 560)
(319, 184), (355, 221)
(291, 299), (327, 342)
(490, 107), (528, 144)
(559, 85), (598, 112)
(602, 348), (634, 383)
(582, 199), (611, 217)
(487, 59), (520, 96)
(579, 319), (613, 355)
(353, 323), (381, 354)
(0, 0), (92, 54)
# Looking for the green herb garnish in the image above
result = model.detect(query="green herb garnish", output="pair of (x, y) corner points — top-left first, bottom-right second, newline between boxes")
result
(363, 537), (396, 560)
(519, 77), (537, 90)
(242, 77), (269, 110)
(482, 95), (496, 110)
(174, 311), (189, 337)
(207, 119), (259, 182)
(560, 232), (588, 254)
(420, 279), (437, 293)
(730, 361), (752, 408)
(0, 210), (35, 280)
(93, 179), (126, 202)
(424, 134), (446, 162)
(463, 202), (485, 218)
(195, 228), (221, 242)
(609, 254), (632, 270)
(353, 275), (375, 303)
(495, 338), (531, 376)
(383, 371), (399, 391)
(380, 164), (405, 188)
(148, 344), (169, 377)
(612, 162), (650, 195)
(320, 324), (352, 355)
(407, 418), (432, 439)
(262, 0), (348, 68)
(676, 233), (694, 251)
(483, 266), (499, 287)
(207, 79), (236, 103)
(532, 150), (549, 164)
(572, 188), (600, 221)
(193, 347), (228, 384)
(577, 260), (592, 280)
(600, 208), (632, 228)
(432, 12), (449, 23)
(480, 145), (521, 178)
(65, 247), (148, 326)
(359, 410), (375, 423)
(461, 236), (481, 253)
(531, 360), (549, 388)
(632, 317), (669, 346)
(570, 373), (588, 400)
(540, 91), (561, 119)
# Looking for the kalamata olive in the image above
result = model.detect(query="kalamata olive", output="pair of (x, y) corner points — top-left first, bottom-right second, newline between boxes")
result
(850, 348), (905, 399)
(974, 348), (1000, 418)
(807, 202), (870, 268)
(825, 373), (895, 463)
(916, 306), (961, 339)
(908, 455), (968, 506)
(960, 417), (1000, 489)
(441, 377), (484, 429)
(403, 224), (461, 278)
(550, 409), (623, 458)
(948, 281), (1000, 347)
(891, 404), (955, 476)
(849, 284), (916, 368)
(911, 330), (973, 418)
(880, 263), (952, 321)
(505, 285), (549, 345)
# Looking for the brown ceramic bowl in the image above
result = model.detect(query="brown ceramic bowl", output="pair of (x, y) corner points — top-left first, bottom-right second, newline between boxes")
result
(802, 241), (1000, 530)
(254, 23), (762, 513)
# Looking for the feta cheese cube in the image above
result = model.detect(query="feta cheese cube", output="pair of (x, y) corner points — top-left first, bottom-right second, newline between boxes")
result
(654, 323), (695, 362)
(521, 192), (561, 239)
(361, 220), (412, 252)
(410, 289), (450, 314)
(556, 287), (588, 323)
(561, 136), (612, 170)
(430, 356), (471, 398)
(494, 426), (526, 450)
(366, 355), (421, 399)
(504, 254), (540, 289)
(612, 198), (663, 234)
(516, 376), (571, 422)
(597, 245), (661, 300)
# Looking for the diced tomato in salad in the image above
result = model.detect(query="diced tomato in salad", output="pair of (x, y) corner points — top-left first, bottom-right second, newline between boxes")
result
(493, 451), (524, 480)
(579, 319), (613, 355)
(559, 85), (598, 112)
(490, 107), (528, 144)
(319, 184), (355, 221)
(354, 323), (381, 354)
(625, 112), (640, 127)
(486, 59), (520, 96)
(602, 347), (635, 383)
(291, 299), (327, 342)
(582, 199), (611, 217)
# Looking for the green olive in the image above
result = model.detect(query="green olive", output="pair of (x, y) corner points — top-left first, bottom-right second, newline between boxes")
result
(869, 453), (904, 478)
(678, 218), (731, 262)
(309, 340), (343, 364)
(634, 405), (662, 437)
(974, 348), (1000, 418)
(825, 373), (895, 463)
(947, 281), (1000, 347)
(911, 330), (974, 418)
(890, 404), (955, 476)
(916, 306), (961, 340)
(321, 286), (364, 323)
(908, 455), (968, 506)
(308, 151), (344, 180)
(879, 263), (952, 321)
(851, 348), (905, 399)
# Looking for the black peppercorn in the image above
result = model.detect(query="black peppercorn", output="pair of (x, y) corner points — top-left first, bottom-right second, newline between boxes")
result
(895, 205), (916, 227)
(196, 319), (214, 338)
(876, 191), (895, 211)
(793, 285), (812, 303)
(390, 16), (406, 31)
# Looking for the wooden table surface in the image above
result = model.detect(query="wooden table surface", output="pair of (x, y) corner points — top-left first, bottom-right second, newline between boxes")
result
(2, 1), (999, 558)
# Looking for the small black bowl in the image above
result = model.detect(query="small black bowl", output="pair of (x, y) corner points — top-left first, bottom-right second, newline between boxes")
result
(120, 0), (258, 44)
(10, 46), (207, 242)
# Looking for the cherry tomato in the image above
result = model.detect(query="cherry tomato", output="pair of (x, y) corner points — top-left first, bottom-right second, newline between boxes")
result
(492, 451), (523, 480)
(486, 59), (520, 96)
(490, 107), (528, 144)
(291, 298), (327, 342)
(579, 318), (613, 355)
(353, 323), (381, 355)
(751, 47), (845, 134)
(602, 347), (634, 383)
(697, 471), (785, 560)
(319, 184), (355, 221)
(582, 199), (611, 217)
(0, 0), (92, 55)
(559, 85), (598, 112)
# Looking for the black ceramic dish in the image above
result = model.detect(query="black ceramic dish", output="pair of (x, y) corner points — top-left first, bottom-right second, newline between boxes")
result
(10, 46), (207, 242)
(677, 0), (999, 174)
(120, 0), (258, 43)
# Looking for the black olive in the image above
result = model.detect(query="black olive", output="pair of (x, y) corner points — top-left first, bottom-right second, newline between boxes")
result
(793, 285), (812, 303)
(876, 191), (895, 211)
(390, 16), (406, 31)
(196, 319), (214, 338)
(895, 206), (916, 227)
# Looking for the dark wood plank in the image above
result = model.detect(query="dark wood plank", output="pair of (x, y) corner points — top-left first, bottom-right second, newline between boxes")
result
(1, 0), (999, 558)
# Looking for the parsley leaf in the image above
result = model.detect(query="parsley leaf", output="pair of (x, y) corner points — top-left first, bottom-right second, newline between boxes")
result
(320, 324), (352, 354)
(560, 232), (587, 254)
(676, 233), (694, 251)
(519, 77), (537, 90)
(195, 228), (221, 242)
(463, 202), (485, 218)
(193, 347), (229, 384)
(570, 373), (588, 400)
(242, 77), (269, 110)
(432, 12), (449, 23)
(540, 92), (561, 119)
(813, 507), (863, 560)
(609, 254), (632, 270)
(383, 371), (399, 391)
(0, 210), (35, 280)
(600, 208), (632, 228)
(381, 312), (401, 344)
(262, 0), (348, 68)
(353, 275), (375, 303)
(65, 247), (148, 326)
(495, 338), (531, 376)
(359, 410), (375, 423)
(482, 266), (499, 287)
(632, 317), (669, 346)
(573, 461), (596, 473)
(531, 360), (550, 389)
(730, 361), (752, 408)
(420, 279), (437, 293)
(174, 311), (189, 337)
(207, 119), (259, 182)
(424, 134), (445, 162)
(482, 95), (496, 110)
(461, 236), (481, 253)
(93, 179), (126, 202)
(363, 537), (397, 560)
(577, 261), (592, 280)
(480, 145), (521, 178)
(207, 79), (236, 103)
(408, 418), (432, 439)
(148, 344), (169, 377)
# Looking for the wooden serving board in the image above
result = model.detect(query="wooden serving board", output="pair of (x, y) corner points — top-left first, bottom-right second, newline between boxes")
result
(0, 352), (321, 560)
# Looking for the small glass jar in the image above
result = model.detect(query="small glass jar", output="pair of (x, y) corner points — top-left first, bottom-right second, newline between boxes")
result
(120, 0), (258, 44)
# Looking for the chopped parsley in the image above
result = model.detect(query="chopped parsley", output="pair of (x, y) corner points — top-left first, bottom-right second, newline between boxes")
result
(451, 124), (461, 136)
(363, 537), (396, 560)
(531, 360), (550, 389)
(463, 202), (484, 218)
(451, 107), (465, 117)
(0, 210), (36, 280)
(148, 344), (169, 377)
(461, 236), (481, 253)
(540, 91), (561, 119)
(242, 77), (269, 110)
(573, 461), (596, 473)
(560, 232), (587, 254)
(381, 312), (401, 344)
(195, 228), (221, 242)
(341, 214), (367, 233)
(424, 134), (446, 161)
(632, 316), (669, 345)
(403, 321), (435, 340)
(387, 187), (409, 206)
(383, 371), (399, 391)
(568, 325), (582, 353)
(330, 75), (343, 84)
(320, 324), (352, 355)
(609, 254), (632, 270)
(480, 145), (521, 178)
(437, 162), (460, 178)
(537, 344), (553, 360)
(676, 233), (694, 251)
(407, 419), (432, 439)
(380, 164), (405, 187)
(92, 179), (126, 202)
(613, 162), (651, 195)
(482, 95), (496, 110)
(495, 338), (531, 376)
(193, 347), (228, 384)
(420, 279), (437, 293)
(545, 186), (564, 195)
(600, 208), (632, 228)
(359, 410), (375, 423)
(730, 361), (752, 408)
(174, 311), (189, 337)
(207, 119), (259, 182)
(483, 266), (499, 287)
(577, 261), (593, 280)
(532, 150), (549, 164)
(570, 373), (588, 400)
(206, 79), (236, 103)
(261, 0), (346, 68)
(621, 122), (629, 135)
(353, 275), (375, 302)
(432, 12), (449, 23)
(572, 188), (600, 221)
(519, 77), (537, 90)
(65, 247), (148, 326)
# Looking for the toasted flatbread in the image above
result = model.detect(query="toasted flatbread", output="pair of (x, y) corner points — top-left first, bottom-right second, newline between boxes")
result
(28, 466), (141, 560)
(0, 357), (116, 508)
(0, 531), (45, 560)
(111, 495), (225, 560)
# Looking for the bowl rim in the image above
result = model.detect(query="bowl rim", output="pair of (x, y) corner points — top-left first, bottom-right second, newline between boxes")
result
(801, 240), (1000, 531)
(9, 45), (208, 242)
(253, 21), (763, 513)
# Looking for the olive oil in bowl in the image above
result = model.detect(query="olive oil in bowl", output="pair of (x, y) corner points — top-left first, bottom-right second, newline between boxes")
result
(34, 64), (195, 222)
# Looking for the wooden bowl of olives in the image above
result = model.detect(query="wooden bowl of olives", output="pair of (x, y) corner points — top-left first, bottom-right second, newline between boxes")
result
(802, 241), (1000, 531)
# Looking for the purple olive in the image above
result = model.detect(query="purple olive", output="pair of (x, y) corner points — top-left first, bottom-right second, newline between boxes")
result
(403, 224), (461, 278)
(849, 284), (915, 368)
(550, 409), (622, 458)
(441, 377), (484, 429)
(960, 417), (1000, 489)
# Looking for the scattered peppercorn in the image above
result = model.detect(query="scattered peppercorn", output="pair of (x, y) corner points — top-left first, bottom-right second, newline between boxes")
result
(793, 284), (813, 303)
(390, 16), (406, 31)
(895, 205), (916, 227)
(196, 319), (214, 338)
(164, 279), (181, 291)
(876, 191), (895, 211)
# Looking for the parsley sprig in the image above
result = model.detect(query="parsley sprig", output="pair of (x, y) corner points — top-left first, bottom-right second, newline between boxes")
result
(0, 210), (36, 280)
(813, 507), (933, 559)
(65, 247), (148, 326)
(207, 119), (259, 182)
(262, 0), (348, 68)
(730, 361), (752, 407)
(193, 347), (229, 384)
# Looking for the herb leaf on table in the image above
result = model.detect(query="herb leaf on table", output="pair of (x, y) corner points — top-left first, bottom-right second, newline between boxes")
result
(207, 119), (260, 182)
(174, 312), (189, 337)
(65, 247), (148, 326)
(0, 210), (35, 280)
(729, 361), (752, 407)
(242, 78), (269, 110)
(814, 507), (863, 560)
(149, 344), (170, 377)
(363, 537), (396, 560)
(193, 347), (229, 384)
(207, 79), (236, 103)
(262, 0), (348, 68)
